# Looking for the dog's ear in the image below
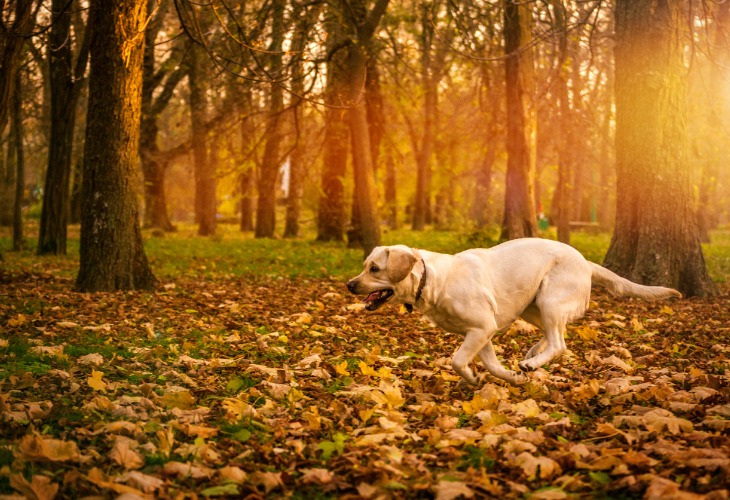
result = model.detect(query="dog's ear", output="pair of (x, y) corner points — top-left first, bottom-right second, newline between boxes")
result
(386, 247), (418, 283)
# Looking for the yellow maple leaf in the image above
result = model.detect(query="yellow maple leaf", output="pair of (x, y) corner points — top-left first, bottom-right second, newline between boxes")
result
(376, 366), (393, 380)
(370, 382), (405, 408)
(575, 325), (599, 341)
(659, 305), (674, 316)
(359, 361), (378, 377)
(160, 390), (195, 410)
(88, 370), (107, 392)
(630, 317), (645, 332)
(462, 394), (490, 415)
(335, 360), (350, 376)
(8, 314), (27, 327)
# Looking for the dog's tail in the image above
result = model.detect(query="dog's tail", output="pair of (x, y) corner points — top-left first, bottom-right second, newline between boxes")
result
(590, 262), (682, 301)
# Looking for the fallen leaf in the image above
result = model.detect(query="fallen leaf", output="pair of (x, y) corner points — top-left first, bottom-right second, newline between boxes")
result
(18, 434), (82, 462)
(109, 436), (144, 470)
(9, 474), (59, 500)
(433, 480), (474, 500)
(87, 370), (107, 392)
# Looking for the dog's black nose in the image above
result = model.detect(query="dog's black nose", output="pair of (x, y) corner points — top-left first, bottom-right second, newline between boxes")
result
(346, 280), (357, 293)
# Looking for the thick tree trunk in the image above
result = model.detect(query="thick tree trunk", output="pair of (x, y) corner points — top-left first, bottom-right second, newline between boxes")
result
(501, 0), (538, 240)
(604, 0), (715, 298)
(255, 0), (285, 239)
(76, 0), (156, 292)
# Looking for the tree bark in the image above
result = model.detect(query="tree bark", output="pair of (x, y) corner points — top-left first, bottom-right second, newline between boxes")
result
(384, 154), (398, 228)
(316, 5), (350, 243)
(76, 0), (156, 292)
(344, 0), (389, 257)
(0, 0), (38, 135)
(38, 0), (89, 255)
(12, 70), (24, 251)
(140, 0), (182, 232)
(552, 0), (571, 244)
(188, 43), (216, 236)
(500, 0), (538, 240)
(413, 2), (437, 231)
(697, 1), (729, 242)
(255, 0), (286, 239)
(604, 0), (715, 298)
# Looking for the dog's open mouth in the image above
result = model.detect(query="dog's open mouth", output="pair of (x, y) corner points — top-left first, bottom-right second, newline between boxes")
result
(363, 289), (394, 310)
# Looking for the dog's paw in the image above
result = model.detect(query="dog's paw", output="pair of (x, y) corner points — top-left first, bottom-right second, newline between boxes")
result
(518, 360), (538, 372)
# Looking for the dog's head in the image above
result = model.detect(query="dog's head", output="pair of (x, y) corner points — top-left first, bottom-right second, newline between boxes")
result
(346, 245), (418, 310)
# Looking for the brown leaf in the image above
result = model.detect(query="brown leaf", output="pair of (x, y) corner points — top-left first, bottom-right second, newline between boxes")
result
(433, 480), (474, 500)
(9, 474), (59, 500)
(300, 468), (334, 485)
(109, 436), (144, 470)
(17, 434), (82, 462)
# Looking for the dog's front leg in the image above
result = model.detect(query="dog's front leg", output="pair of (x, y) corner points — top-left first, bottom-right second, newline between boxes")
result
(451, 328), (496, 385)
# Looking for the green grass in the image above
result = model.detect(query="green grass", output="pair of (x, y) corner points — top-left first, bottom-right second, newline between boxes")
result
(2, 223), (729, 283)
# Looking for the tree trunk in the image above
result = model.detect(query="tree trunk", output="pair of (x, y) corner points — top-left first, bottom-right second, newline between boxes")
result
(413, 3), (437, 231)
(255, 0), (285, 239)
(76, 0), (156, 292)
(697, 1), (729, 242)
(0, 0), (37, 135)
(12, 70), (24, 251)
(384, 154), (398, 228)
(188, 44), (216, 236)
(38, 0), (83, 255)
(552, 0), (571, 244)
(347, 42), (381, 257)
(140, 2), (181, 232)
(501, 0), (538, 240)
(604, 0), (715, 298)
(238, 94), (255, 232)
(316, 5), (349, 243)
(284, 1), (315, 239)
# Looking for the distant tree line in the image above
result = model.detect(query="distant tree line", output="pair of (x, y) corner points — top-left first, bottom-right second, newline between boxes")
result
(0, 0), (723, 296)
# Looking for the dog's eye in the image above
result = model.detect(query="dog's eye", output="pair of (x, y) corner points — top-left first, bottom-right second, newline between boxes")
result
(370, 265), (380, 273)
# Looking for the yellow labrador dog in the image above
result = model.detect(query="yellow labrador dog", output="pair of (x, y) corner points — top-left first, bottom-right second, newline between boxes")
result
(346, 238), (681, 385)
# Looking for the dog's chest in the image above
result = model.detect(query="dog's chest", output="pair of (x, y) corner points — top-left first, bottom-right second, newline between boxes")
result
(420, 306), (471, 336)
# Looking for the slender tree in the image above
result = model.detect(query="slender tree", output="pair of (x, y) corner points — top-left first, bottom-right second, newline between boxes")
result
(255, 0), (286, 238)
(37, 0), (90, 255)
(344, 0), (389, 257)
(140, 0), (186, 232)
(76, 0), (156, 292)
(501, 0), (538, 240)
(604, 0), (715, 297)
(12, 70), (24, 250)
(188, 42), (216, 236)
(316, 4), (350, 243)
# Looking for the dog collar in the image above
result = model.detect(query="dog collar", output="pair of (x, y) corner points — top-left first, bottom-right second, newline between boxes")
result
(405, 258), (427, 313)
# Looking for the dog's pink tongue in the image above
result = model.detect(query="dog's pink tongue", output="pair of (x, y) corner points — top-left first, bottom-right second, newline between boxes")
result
(364, 291), (380, 303)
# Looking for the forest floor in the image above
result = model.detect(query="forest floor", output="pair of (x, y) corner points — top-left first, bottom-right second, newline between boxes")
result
(1, 228), (729, 499)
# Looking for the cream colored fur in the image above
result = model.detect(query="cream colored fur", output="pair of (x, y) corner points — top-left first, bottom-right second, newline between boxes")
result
(347, 238), (681, 385)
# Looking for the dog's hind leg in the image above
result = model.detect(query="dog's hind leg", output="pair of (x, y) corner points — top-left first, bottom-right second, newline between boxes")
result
(478, 340), (527, 385)
(519, 303), (547, 360)
(518, 322), (566, 372)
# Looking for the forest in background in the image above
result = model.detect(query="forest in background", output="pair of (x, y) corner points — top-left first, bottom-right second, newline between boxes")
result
(0, 0), (728, 295)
